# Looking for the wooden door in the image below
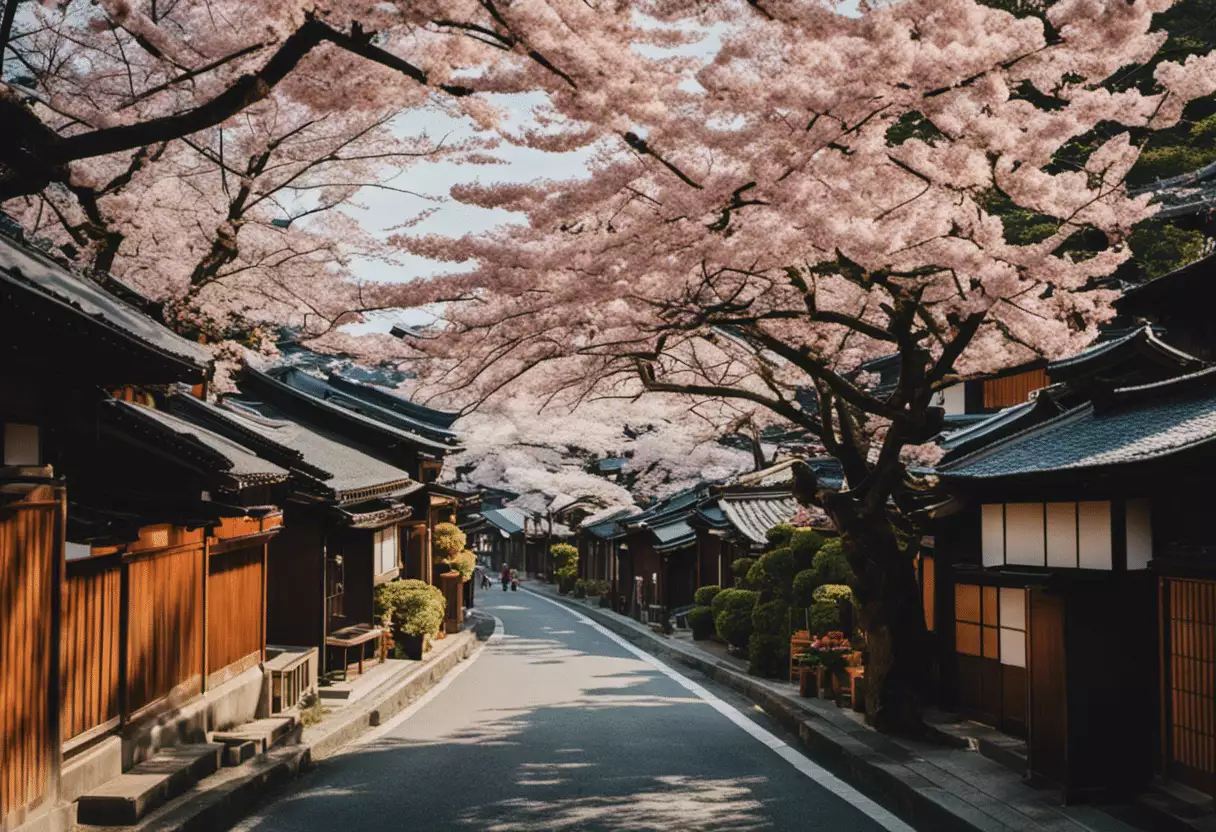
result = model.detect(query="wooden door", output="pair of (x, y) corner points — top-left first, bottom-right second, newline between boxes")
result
(1162, 578), (1216, 796)
(1, 484), (62, 825)
(1028, 588), (1068, 788)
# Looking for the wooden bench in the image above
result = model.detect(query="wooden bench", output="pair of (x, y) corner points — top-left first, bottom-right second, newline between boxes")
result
(325, 623), (383, 681)
(789, 629), (812, 682)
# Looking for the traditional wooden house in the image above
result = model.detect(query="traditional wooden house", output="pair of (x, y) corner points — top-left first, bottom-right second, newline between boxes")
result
(928, 327), (1212, 801)
(0, 230), (289, 832)
(166, 392), (420, 679)
(620, 488), (705, 617)
(576, 506), (638, 591)
(238, 367), (461, 584)
(462, 506), (529, 572)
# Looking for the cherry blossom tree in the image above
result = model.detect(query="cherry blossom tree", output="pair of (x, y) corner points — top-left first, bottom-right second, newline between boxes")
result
(389, 0), (1216, 731)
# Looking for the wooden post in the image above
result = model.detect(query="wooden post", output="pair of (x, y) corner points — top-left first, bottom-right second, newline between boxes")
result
(440, 572), (463, 635)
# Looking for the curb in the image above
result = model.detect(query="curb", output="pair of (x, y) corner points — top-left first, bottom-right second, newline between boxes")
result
(535, 588), (1006, 832)
(84, 612), (497, 832)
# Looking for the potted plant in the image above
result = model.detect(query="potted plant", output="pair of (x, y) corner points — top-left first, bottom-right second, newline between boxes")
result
(374, 580), (446, 660)
(796, 654), (820, 697)
(551, 543), (579, 593)
(805, 631), (851, 698)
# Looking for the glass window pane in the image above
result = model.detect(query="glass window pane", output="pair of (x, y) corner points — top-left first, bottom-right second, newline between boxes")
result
(955, 584), (981, 624)
(999, 588), (1026, 632)
(982, 586), (999, 627)
(956, 622), (982, 656)
(983, 626), (1000, 659)
(1000, 627), (1027, 668)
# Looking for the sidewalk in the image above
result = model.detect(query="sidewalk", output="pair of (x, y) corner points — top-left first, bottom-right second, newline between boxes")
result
(77, 612), (497, 832)
(528, 581), (1155, 832)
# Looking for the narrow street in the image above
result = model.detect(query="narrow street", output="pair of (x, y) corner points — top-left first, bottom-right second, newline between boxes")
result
(232, 588), (915, 832)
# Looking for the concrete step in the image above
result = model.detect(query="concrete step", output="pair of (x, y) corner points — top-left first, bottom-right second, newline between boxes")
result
(75, 744), (223, 826)
(209, 716), (300, 759)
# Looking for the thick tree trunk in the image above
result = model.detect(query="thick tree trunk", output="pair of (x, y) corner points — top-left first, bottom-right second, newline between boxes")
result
(827, 494), (928, 734)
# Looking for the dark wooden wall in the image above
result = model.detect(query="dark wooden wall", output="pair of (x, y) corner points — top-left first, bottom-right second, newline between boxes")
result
(61, 556), (121, 744)
(125, 542), (204, 715)
(0, 485), (60, 824)
(266, 506), (323, 648)
(206, 545), (265, 687)
(983, 368), (1049, 410)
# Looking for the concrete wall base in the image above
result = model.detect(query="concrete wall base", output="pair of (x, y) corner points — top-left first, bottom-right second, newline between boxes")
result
(6, 803), (75, 832)
(60, 735), (122, 804)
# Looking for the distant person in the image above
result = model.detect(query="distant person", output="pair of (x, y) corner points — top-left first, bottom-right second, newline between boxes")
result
(479, 567), (492, 590)
(510, 568), (519, 591)
(501, 564), (510, 592)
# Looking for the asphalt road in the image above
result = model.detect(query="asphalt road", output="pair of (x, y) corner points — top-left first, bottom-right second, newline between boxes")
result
(232, 587), (917, 831)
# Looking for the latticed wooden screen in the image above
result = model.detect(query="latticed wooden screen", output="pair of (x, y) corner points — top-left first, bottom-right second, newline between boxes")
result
(1165, 578), (1216, 794)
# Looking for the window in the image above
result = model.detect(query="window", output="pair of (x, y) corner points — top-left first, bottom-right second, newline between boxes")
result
(954, 584), (1026, 668)
(981, 501), (1114, 570)
(374, 526), (399, 576)
(3, 423), (41, 466)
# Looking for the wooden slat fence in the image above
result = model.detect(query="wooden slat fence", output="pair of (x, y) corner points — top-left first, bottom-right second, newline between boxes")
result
(61, 557), (121, 745)
(207, 545), (265, 687)
(126, 545), (203, 716)
(0, 485), (61, 823)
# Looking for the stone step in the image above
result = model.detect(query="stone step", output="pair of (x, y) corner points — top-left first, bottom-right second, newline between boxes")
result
(75, 744), (223, 826)
(209, 716), (300, 758)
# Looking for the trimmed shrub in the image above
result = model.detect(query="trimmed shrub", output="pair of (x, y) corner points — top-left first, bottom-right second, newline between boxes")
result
(752, 599), (790, 636)
(756, 547), (795, 598)
(694, 585), (722, 607)
(432, 523), (467, 560)
(765, 523), (795, 547)
(731, 557), (757, 587)
(714, 589), (759, 649)
(813, 584), (853, 604)
(552, 543), (579, 579)
(812, 538), (853, 585)
(573, 579), (587, 598)
(374, 580), (446, 637)
(748, 633), (789, 678)
(792, 569), (818, 608)
(585, 579), (604, 597)
(442, 549), (476, 582)
(687, 606), (715, 640)
(745, 558), (766, 591)
(810, 599), (841, 636)
(711, 587), (735, 618)
(790, 528), (825, 571)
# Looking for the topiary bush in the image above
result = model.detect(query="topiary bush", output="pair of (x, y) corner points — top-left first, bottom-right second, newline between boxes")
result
(714, 589), (759, 649)
(551, 542), (579, 579)
(792, 569), (818, 608)
(432, 523), (467, 560)
(573, 579), (587, 598)
(810, 599), (841, 636)
(812, 584), (853, 604)
(748, 632), (789, 678)
(755, 547), (796, 599)
(694, 585), (722, 607)
(766, 523), (795, 547)
(442, 549), (477, 582)
(790, 528), (825, 571)
(711, 586), (735, 618)
(374, 579), (446, 637)
(811, 538), (853, 585)
(752, 599), (790, 636)
(731, 557), (757, 588)
(687, 606), (715, 640)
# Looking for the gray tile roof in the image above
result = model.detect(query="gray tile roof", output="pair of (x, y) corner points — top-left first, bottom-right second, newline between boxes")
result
(1046, 324), (1205, 382)
(181, 395), (418, 498)
(651, 518), (696, 551)
(326, 373), (460, 430)
(938, 395), (1062, 458)
(720, 493), (800, 545)
(0, 233), (211, 371)
(938, 367), (1216, 480)
(261, 367), (455, 453)
(112, 400), (288, 485)
(481, 507), (528, 535)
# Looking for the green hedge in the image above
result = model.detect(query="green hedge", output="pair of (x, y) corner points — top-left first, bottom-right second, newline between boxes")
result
(694, 585), (722, 607)
(374, 580), (446, 637)
(731, 557), (757, 588)
(687, 606), (715, 640)
(811, 538), (852, 585)
(713, 589), (759, 649)
(792, 569), (818, 608)
(748, 632), (789, 678)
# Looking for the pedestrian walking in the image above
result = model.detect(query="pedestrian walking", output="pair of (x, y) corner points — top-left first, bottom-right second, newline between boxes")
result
(501, 563), (510, 592)
(510, 568), (519, 592)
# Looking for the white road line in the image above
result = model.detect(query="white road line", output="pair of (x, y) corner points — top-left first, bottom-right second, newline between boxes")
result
(341, 615), (505, 750)
(525, 588), (917, 832)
